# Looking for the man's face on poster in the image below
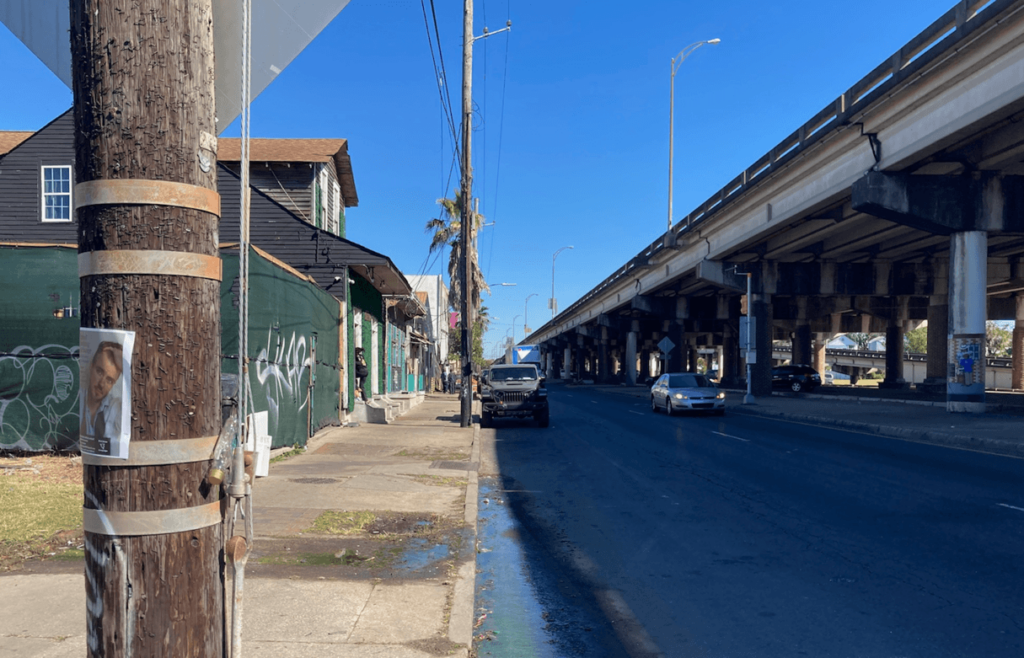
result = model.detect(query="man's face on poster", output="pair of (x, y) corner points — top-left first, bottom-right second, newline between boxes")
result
(88, 349), (121, 406)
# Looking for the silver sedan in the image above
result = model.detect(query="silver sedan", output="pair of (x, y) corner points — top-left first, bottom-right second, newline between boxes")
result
(650, 373), (726, 416)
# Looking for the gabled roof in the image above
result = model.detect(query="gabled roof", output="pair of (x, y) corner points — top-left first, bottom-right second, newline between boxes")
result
(218, 164), (410, 296)
(0, 132), (34, 156)
(219, 137), (358, 207)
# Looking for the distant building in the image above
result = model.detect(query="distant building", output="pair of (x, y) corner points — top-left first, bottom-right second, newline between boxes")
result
(406, 274), (450, 391)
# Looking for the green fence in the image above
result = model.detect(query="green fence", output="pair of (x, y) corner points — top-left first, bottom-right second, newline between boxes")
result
(0, 245), (344, 452)
(221, 248), (342, 448)
(0, 246), (80, 451)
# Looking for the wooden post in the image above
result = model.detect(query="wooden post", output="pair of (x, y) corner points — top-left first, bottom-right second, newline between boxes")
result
(71, 1), (223, 655)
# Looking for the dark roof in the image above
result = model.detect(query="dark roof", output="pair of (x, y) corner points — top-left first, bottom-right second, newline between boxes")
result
(219, 137), (358, 207)
(218, 165), (408, 296)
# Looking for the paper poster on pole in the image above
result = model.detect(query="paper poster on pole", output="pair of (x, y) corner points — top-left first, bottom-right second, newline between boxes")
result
(79, 328), (135, 460)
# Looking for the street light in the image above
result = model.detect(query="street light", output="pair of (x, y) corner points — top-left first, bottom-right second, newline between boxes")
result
(510, 315), (522, 345)
(524, 293), (538, 336)
(551, 245), (574, 319)
(668, 38), (720, 233)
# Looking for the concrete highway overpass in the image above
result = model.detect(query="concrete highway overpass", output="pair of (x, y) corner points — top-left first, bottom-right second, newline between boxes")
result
(527, 0), (1024, 412)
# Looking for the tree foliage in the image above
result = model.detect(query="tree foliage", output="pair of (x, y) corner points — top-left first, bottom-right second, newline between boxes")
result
(986, 321), (1013, 357)
(904, 326), (928, 353)
(424, 191), (490, 315)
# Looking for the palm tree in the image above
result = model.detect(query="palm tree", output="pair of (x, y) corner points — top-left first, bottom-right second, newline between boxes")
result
(424, 191), (490, 312)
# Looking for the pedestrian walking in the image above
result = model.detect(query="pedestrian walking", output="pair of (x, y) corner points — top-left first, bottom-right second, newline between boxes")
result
(443, 362), (451, 394)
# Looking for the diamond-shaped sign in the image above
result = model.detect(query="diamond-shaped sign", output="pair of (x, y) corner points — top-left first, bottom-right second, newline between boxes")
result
(657, 337), (675, 354)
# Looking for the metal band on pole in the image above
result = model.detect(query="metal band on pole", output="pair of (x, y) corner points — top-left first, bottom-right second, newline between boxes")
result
(79, 250), (222, 281)
(83, 500), (222, 536)
(81, 435), (219, 467)
(75, 179), (221, 216)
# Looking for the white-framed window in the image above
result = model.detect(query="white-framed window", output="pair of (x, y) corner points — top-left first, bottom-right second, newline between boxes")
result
(41, 165), (73, 222)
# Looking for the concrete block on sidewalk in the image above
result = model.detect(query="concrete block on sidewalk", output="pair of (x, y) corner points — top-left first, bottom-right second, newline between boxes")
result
(346, 583), (449, 644)
(242, 579), (374, 643)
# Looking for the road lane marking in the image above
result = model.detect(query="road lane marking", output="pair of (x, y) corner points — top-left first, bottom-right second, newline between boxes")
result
(629, 411), (645, 416)
(998, 503), (1024, 513)
(712, 431), (750, 443)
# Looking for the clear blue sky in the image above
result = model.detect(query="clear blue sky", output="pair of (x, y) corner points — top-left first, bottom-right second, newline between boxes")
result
(1, 0), (957, 358)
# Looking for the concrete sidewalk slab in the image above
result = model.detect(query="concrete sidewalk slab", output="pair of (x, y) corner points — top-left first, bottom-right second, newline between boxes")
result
(0, 395), (476, 658)
(0, 573), (85, 658)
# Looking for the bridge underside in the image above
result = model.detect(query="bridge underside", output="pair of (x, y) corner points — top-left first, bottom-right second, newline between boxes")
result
(534, 83), (1024, 410)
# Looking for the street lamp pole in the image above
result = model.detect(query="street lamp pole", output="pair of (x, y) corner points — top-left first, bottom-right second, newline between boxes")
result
(510, 315), (522, 346)
(524, 293), (538, 336)
(551, 245), (574, 319)
(668, 38), (720, 233)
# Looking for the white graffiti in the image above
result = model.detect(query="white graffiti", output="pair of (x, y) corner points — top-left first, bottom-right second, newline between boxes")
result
(0, 344), (80, 451)
(253, 330), (311, 436)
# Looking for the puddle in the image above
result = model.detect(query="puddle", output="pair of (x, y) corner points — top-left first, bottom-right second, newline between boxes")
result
(393, 538), (450, 573)
(474, 478), (620, 657)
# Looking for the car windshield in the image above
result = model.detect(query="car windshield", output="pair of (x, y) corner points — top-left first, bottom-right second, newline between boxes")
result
(667, 374), (711, 388)
(490, 367), (538, 381)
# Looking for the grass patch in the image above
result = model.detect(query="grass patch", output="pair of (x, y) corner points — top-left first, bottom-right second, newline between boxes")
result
(396, 449), (470, 462)
(406, 474), (468, 488)
(0, 478), (82, 543)
(309, 510), (378, 535)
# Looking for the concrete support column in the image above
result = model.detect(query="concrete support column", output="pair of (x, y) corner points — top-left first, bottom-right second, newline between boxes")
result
(625, 331), (638, 386)
(792, 323), (812, 366)
(563, 346), (571, 380)
(812, 334), (827, 378)
(666, 324), (684, 373)
(639, 347), (651, 381)
(750, 294), (773, 396)
(598, 327), (610, 383)
(1013, 294), (1024, 390)
(923, 296), (949, 390)
(688, 339), (699, 373)
(722, 327), (741, 387)
(948, 231), (987, 412)
(881, 322), (907, 388)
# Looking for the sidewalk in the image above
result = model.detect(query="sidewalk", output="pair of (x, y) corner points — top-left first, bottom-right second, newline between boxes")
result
(586, 383), (1024, 458)
(0, 394), (480, 657)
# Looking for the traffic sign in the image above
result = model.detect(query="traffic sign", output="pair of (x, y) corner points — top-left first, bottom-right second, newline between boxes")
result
(658, 336), (675, 354)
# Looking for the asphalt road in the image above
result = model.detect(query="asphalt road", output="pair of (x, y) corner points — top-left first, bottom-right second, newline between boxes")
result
(480, 383), (1024, 657)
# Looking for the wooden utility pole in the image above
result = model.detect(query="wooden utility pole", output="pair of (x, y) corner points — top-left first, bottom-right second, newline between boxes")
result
(72, 0), (223, 655)
(459, 0), (475, 427)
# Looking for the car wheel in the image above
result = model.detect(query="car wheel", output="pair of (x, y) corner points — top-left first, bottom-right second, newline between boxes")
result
(651, 396), (659, 413)
(790, 381), (803, 393)
(535, 409), (550, 428)
(665, 397), (674, 416)
(480, 411), (492, 428)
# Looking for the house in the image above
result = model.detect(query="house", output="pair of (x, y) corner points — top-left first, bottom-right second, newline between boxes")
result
(0, 110), (421, 451)
(406, 274), (450, 392)
(219, 138), (357, 238)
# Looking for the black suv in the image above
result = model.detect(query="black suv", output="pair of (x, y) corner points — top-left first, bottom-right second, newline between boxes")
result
(771, 364), (821, 392)
(480, 364), (549, 427)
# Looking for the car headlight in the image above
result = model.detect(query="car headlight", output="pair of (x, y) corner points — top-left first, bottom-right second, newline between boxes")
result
(674, 393), (687, 400)
(717, 392), (725, 399)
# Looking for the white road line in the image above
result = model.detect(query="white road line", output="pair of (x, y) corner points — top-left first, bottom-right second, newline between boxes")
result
(629, 410), (645, 416)
(998, 503), (1024, 513)
(712, 431), (750, 443)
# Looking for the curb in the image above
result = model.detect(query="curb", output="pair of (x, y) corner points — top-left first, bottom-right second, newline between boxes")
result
(447, 423), (480, 651)
(727, 404), (1024, 459)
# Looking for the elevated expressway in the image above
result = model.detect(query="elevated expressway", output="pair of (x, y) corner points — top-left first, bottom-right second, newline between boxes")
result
(528, 0), (1024, 412)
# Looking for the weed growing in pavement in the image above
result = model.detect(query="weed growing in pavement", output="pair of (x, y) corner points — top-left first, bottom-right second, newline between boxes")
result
(403, 474), (469, 487)
(309, 510), (378, 535)
(269, 446), (304, 464)
(396, 448), (470, 462)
